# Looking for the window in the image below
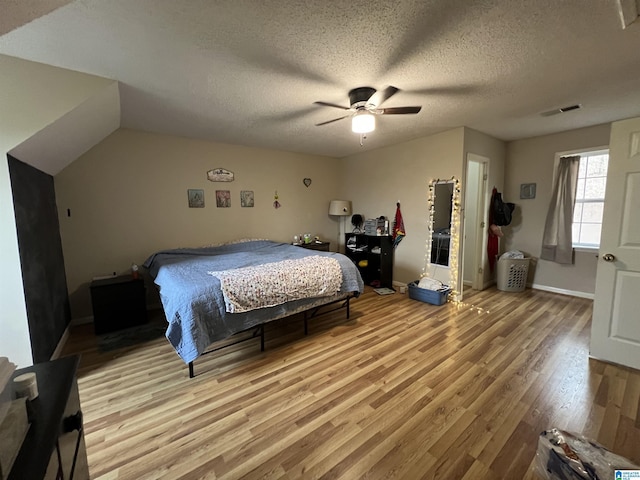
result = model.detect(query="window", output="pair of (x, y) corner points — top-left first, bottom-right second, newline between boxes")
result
(572, 150), (609, 248)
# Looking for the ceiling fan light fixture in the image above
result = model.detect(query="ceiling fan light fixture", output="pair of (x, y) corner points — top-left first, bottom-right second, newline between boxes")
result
(352, 111), (375, 133)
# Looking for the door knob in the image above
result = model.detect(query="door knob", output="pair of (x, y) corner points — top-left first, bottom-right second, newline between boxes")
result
(602, 253), (615, 262)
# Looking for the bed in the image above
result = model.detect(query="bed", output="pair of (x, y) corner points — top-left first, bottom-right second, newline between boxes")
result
(143, 240), (364, 376)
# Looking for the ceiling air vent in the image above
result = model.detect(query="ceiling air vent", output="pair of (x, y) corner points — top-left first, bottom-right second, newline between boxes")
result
(541, 104), (582, 117)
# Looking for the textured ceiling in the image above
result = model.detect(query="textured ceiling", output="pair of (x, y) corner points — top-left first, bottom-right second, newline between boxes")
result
(0, 0), (74, 35)
(2, 0), (640, 158)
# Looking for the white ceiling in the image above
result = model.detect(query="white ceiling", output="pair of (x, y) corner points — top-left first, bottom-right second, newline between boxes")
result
(2, 0), (640, 159)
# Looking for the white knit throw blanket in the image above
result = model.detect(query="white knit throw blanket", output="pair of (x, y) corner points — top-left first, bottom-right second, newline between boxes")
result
(208, 255), (343, 313)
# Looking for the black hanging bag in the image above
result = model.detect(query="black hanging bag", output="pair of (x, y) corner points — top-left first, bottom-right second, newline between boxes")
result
(492, 191), (515, 226)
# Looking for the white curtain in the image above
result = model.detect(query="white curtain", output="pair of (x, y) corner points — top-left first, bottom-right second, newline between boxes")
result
(540, 155), (580, 264)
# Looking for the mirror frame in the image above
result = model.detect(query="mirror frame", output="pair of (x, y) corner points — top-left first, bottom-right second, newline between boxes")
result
(430, 182), (454, 267)
(425, 177), (461, 301)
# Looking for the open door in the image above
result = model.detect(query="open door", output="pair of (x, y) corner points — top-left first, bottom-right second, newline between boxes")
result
(463, 154), (489, 291)
(590, 116), (640, 370)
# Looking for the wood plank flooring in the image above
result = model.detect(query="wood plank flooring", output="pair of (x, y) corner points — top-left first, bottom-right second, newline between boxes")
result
(61, 287), (640, 479)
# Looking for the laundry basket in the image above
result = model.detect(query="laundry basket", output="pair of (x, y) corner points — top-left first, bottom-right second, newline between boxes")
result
(496, 257), (530, 292)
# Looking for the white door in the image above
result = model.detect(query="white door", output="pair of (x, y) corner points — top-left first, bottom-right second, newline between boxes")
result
(463, 154), (488, 291)
(590, 116), (640, 370)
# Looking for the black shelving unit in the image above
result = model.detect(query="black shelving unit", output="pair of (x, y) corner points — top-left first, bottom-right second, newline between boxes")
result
(345, 233), (393, 288)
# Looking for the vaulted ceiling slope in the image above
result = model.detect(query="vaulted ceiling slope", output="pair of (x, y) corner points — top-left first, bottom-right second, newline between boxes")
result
(2, 0), (640, 159)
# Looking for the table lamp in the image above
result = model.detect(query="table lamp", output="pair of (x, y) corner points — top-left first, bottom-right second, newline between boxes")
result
(329, 200), (352, 252)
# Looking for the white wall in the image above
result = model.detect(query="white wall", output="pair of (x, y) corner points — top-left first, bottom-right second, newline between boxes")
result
(340, 128), (465, 288)
(0, 54), (115, 366)
(504, 124), (611, 296)
(0, 160), (30, 366)
(54, 129), (342, 318)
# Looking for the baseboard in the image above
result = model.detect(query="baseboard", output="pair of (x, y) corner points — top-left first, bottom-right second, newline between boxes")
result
(530, 283), (594, 300)
(50, 324), (70, 360)
(467, 281), (592, 299)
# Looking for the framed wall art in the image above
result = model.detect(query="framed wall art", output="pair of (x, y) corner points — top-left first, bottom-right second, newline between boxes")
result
(187, 189), (204, 208)
(207, 168), (234, 182)
(216, 190), (231, 207)
(520, 183), (536, 199)
(240, 190), (254, 207)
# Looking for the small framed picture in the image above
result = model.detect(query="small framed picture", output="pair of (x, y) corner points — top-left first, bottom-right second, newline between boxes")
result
(520, 183), (536, 199)
(216, 190), (231, 208)
(187, 189), (204, 208)
(241, 190), (254, 207)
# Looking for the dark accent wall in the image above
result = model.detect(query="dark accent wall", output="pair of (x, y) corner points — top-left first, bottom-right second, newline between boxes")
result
(8, 155), (70, 363)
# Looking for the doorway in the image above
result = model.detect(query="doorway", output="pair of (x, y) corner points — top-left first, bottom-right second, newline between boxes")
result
(463, 154), (489, 291)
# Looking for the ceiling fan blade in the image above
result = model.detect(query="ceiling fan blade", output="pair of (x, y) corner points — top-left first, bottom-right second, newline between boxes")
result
(313, 101), (351, 110)
(315, 115), (349, 126)
(407, 85), (480, 96)
(367, 86), (399, 108)
(379, 106), (422, 115)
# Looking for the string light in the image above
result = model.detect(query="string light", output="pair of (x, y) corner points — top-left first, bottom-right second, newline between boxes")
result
(422, 176), (462, 304)
(454, 301), (490, 315)
(448, 177), (461, 302)
(422, 177), (492, 315)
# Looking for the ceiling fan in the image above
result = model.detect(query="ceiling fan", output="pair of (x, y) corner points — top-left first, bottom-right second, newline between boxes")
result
(314, 86), (421, 134)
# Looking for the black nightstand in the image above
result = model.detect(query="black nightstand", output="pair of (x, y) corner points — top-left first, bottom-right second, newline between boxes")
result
(90, 275), (147, 334)
(296, 241), (331, 252)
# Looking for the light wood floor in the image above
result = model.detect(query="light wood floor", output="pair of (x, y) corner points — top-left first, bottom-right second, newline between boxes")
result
(62, 287), (640, 479)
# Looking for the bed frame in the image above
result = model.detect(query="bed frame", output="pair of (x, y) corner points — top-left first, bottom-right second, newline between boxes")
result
(187, 293), (355, 378)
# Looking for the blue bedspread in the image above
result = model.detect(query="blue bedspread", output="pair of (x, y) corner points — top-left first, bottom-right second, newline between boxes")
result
(143, 240), (364, 363)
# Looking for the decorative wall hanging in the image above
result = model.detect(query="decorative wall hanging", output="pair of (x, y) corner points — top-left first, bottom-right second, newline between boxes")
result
(207, 168), (234, 182)
(392, 202), (405, 248)
(273, 190), (281, 209)
(520, 183), (536, 199)
(240, 190), (254, 207)
(303, 178), (312, 187)
(216, 190), (231, 207)
(187, 189), (204, 208)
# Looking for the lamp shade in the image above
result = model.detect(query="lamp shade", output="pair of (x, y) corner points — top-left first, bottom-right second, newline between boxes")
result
(351, 112), (375, 133)
(329, 200), (352, 216)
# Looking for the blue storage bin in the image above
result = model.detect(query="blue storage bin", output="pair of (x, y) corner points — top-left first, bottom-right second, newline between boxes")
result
(407, 281), (450, 306)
